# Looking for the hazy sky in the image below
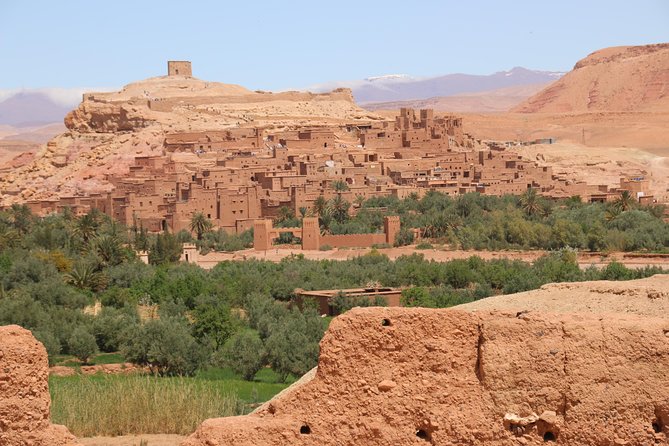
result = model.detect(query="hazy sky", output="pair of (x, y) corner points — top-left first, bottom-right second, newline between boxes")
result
(1, 0), (668, 91)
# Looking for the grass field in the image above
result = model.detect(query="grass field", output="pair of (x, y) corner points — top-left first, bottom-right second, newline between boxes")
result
(53, 352), (126, 367)
(50, 367), (294, 436)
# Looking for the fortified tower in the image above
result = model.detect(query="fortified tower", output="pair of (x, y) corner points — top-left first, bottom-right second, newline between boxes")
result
(384, 215), (400, 245)
(253, 220), (272, 251)
(301, 217), (320, 250)
(167, 61), (192, 77)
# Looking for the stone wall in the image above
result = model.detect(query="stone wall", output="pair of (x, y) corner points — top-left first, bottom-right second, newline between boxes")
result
(320, 233), (386, 248)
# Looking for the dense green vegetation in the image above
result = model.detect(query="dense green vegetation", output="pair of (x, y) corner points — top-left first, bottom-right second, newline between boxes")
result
(0, 196), (667, 383)
(290, 189), (668, 252)
(1, 193), (664, 437)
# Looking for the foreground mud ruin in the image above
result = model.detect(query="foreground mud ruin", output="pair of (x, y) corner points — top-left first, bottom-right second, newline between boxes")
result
(0, 325), (79, 446)
(184, 306), (669, 445)
(1, 277), (668, 445)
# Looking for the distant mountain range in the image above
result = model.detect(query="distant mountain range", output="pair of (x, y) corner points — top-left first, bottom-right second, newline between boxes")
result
(0, 67), (564, 127)
(0, 92), (73, 127)
(363, 83), (551, 113)
(308, 67), (564, 104)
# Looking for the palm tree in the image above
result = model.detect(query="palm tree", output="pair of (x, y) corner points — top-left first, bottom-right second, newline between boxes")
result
(7, 204), (32, 235)
(0, 225), (19, 251)
(276, 206), (295, 224)
(422, 212), (461, 238)
(328, 195), (350, 223)
(189, 212), (213, 240)
(354, 195), (365, 209)
(331, 180), (349, 193)
(66, 262), (105, 291)
(566, 195), (583, 209)
(519, 188), (541, 216)
(605, 205), (622, 222)
(313, 196), (327, 217)
(614, 190), (636, 212)
(90, 234), (124, 267)
(455, 195), (474, 218)
(73, 212), (101, 243)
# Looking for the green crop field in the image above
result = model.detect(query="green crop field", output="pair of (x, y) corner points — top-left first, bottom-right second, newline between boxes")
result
(49, 367), (294, 436)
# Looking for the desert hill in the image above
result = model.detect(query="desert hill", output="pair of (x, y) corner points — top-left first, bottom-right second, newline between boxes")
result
(0, 72), (381, 204)
(514, 43), (669, 113)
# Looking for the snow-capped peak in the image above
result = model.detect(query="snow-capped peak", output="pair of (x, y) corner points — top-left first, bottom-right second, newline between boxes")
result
(364, 74), (414, 83)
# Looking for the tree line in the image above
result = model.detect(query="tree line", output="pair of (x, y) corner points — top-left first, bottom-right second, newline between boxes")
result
(275, 188), (668, 252)
(0, 198), (666, 380)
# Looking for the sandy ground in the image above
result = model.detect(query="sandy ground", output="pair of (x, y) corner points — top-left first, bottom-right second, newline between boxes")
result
(194, 246), (669, 270)
(79, 434), (185, 446)
(510, 141), (669, 200)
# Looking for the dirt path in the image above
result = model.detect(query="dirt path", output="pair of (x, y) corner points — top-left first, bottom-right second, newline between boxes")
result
(79, 434), (185, 446)
(194, 246), (669, 270)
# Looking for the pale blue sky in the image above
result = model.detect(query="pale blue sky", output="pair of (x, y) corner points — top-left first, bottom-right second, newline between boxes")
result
(1, 0), (668, 91)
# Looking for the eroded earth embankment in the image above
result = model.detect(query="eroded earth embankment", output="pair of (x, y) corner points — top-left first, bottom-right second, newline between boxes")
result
(0, 325), (79, 446)
(183, 276), (669, 445)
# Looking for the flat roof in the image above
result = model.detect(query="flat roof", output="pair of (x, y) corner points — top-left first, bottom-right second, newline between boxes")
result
(296, 287), (402, 298)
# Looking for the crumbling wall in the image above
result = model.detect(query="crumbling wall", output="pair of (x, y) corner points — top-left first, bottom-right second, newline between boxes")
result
(0, 325), (79, 446)
(182, 308), (669, 446)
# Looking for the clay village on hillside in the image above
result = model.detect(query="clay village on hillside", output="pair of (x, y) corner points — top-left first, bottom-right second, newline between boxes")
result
(8, 62), (657, 248)
(2, 2), (669, 443)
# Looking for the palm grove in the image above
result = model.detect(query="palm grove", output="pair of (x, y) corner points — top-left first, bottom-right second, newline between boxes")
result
(0, 189), (667, 381)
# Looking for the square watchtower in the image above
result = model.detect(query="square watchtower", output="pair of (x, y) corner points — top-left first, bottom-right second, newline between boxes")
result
(167, 61), (192, 77)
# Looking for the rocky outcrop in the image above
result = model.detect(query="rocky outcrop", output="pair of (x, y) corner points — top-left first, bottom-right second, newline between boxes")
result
(64, 99), (155, 133)
(513, 43), (669, 113)
(0, 325), (80, 446)
(183, 306), (669, 445)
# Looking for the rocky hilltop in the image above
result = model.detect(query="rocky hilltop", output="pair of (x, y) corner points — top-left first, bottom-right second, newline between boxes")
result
(183, 275), (669, 446)
(0, 73), (379, 204)
(513, 43), (669, 113)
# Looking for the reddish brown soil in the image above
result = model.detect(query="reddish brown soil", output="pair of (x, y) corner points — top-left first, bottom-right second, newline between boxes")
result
(49, 363), (146, 377)
(79, 435), (186, 446)
(0, 325), (80, 446)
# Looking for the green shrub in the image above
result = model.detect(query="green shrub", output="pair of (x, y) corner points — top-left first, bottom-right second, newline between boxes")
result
(67, 327), (98, 364)
(214, 330), (265, 381)
(394, 227), (415, 247)
(265, 309), (324, 382)
(122, 318), (208, 376)
(92, 306), (140, 352)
